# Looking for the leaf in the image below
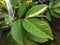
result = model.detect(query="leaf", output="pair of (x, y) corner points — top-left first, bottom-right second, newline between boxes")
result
(53, 1), (60, 8)
(10, 0), (19, 6)
(53, 8), (60, 14)
(11, 20), (25, 45)
(0, 21), (7, 29)
(49, 2), (53, 9)
(50, 10), (60, 18)
(0, 13), (13, 24)
(28, 33), (48, 43)
(0, 0), (6, 8)
(0, 12), (5, 18)
(45, 11), (51, 21)
(19, 0), (27, 3)
(26, 39), (38, 45)
(25, 4), (48, 18)
(23, 18), (53, 40)
(1, 32), (19, 45)
(24, 37), (38, 45)
(40, 18), (49, 24)
(29, 2), (38, 8)
(53, 2), (60, 14)
(5, 14), (13, 24)
(18, 1), (30, 18)
(11, 19), (38, 45)
(39, 0), (46, 2)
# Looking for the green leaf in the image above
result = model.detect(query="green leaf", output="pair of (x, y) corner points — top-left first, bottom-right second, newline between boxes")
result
(49, 2), (53, 9)
(24, 37), (38, 45)
(53, 2), (60, 14)
(23, 18), (53, 40)
(19, 0), (27, 3)
(0, 21), (7, 28)
(53, 8), (60, 14)
(5, 14), (13, 24)
(0, 0), (6, 8)
(11, 19), (38, 45)
(25, 4), (48, 18)
(18, 1), (30, 18)
(10, 0), (19, 6)
(50, 10), (60, 18)
(53, 1), (60, 8)
(11, 20), (25, 45)
(26, 39), (38, 45)
(29, 2), (38, 8)
(40, 18), (49, 24)
(0, 12), (5, 18)
(45, 11), (51, 21)
(28, 33), (48, 43)
(1, 32), (19, 45)
(0, 13), (13, 25)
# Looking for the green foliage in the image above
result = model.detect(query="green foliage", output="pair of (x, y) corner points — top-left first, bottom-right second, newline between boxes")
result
(18, 1), (30, 18)
(11, 20), (25, 45)
(0, 0), (60, 45)
(0, 12), (5, 18)
(53, 1), (60, 14)
(10, 0), (19, 5)
(5, 14), (13, 24)
(25, 4), (48, 18)
(23, 18), (53, 39)
(1, 32), (19, 45)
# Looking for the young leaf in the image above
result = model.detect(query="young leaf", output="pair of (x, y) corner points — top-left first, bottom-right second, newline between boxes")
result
(0, 21), (7, 28)
(25, 4), (48, 18)
(23, 18), (53, 40)
(5, 14), (13, 24)
(18, 1), (30, 18)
